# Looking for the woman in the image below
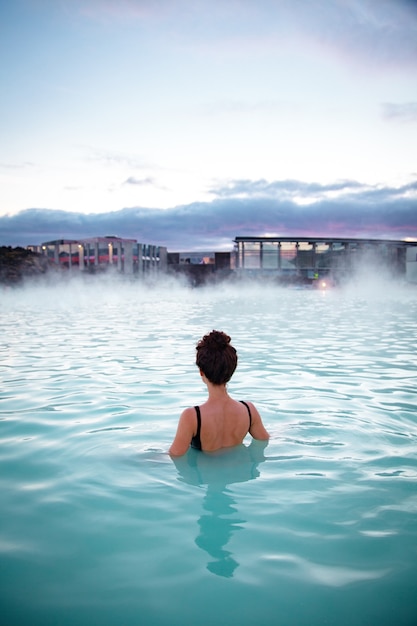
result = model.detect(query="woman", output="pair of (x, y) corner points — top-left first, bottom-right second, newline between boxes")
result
(169, 330), (269, 456)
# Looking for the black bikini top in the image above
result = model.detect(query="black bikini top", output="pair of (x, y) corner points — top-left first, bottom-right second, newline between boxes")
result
(191, 400), (252, 451)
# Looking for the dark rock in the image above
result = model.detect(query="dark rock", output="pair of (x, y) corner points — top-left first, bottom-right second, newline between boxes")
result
(0, 246), (51, 285)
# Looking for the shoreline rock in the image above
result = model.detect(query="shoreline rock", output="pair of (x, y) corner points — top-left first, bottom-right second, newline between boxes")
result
(0, 246), (52, 285)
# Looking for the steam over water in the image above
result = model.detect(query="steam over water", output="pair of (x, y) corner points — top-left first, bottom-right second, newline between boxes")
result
(1, 274), (417, 626)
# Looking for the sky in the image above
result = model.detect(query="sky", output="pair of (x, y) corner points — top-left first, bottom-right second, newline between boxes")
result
(1, 0), (417, 251)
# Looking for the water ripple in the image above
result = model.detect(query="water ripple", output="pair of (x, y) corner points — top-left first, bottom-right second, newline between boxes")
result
(1, 282), (417, 625)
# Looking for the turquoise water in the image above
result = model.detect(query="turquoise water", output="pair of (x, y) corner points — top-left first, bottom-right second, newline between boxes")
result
(1, 276), (417, 626)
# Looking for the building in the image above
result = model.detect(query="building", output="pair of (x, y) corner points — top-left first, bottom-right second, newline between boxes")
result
(234, 236), (417, 284)
(27, 234), (417, 285)
(167, 251), (233, 285)
(32, 236), (167, 276)
(407, 246), (417, 283)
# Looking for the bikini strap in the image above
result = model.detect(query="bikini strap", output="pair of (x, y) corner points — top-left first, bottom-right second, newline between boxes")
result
(239, 400), (252, 429)
(191, 406), (202, 450)
(195, 405), (201, 429)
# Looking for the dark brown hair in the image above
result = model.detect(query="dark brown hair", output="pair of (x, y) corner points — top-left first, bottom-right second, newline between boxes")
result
(196, 330), (237, 385)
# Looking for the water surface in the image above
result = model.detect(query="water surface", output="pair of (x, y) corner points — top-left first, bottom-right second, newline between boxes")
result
(1, 276), (417, 625)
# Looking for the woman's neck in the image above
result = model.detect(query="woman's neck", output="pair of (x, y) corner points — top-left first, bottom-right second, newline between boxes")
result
(206, 381), (229, 400)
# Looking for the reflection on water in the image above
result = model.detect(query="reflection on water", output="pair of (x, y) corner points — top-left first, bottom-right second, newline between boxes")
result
(172, 440), (268, 577)
(197, 487), (243, 577)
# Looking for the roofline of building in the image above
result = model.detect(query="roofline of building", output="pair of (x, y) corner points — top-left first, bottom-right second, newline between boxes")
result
(41, 239), (81, 245)
(234, 236), (417, 247)
(41, 236), (138, 246)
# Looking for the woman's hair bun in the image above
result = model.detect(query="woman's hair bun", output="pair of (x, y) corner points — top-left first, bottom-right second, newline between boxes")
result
(201, 330), (231, 350)
(196, 330), (237, 384)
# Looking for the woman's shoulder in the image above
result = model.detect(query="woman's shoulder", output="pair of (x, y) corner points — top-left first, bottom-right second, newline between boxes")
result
(237, 399), (257, 413)
(180, 406), (198, 420)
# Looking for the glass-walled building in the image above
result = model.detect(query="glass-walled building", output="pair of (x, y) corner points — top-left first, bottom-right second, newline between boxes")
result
(234, 236), (413, 283)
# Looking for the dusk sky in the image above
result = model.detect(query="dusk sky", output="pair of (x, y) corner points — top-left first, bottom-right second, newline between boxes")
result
(1, 0), (417, 250)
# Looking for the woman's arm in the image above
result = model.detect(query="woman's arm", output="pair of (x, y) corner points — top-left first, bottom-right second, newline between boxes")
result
(248, 402), (269, 440)
(169, 407), (196, 456)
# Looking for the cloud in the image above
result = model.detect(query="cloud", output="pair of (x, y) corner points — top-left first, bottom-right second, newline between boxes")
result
(124, 176), (153, 185)
(302, 0), (417, 68)
(201, 99), (298, 117)
(0, 161), (35, 170)
(382, 102), (417, 122)
(83, 146), (151, 169)
(1, 178), (416, 250)
(123, 176), (167, 190)
(209, 179), (364, 200)
(60, 0), (417, 69)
